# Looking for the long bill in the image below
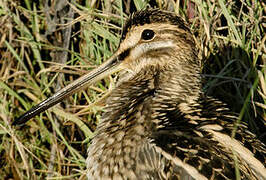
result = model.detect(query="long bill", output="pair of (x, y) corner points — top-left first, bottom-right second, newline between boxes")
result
(13, 52), (123, 126)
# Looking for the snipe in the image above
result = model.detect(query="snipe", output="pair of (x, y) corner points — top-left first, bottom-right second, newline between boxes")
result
(13, 9), (266, 179)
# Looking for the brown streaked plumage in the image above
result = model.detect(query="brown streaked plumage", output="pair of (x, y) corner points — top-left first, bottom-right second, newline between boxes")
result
(13, 9), (266, 179)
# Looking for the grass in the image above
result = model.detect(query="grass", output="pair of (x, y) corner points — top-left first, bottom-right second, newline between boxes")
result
(0, 0), (265, 179)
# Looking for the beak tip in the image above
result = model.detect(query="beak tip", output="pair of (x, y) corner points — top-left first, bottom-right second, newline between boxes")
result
(12, 53), (122, 128)
(12, 113), (31, 127)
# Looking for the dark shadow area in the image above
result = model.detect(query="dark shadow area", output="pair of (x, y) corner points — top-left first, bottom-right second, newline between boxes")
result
(202, 46), (266, 143)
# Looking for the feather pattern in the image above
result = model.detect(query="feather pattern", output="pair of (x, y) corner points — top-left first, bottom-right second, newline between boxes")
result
(86, 9), (266, 179)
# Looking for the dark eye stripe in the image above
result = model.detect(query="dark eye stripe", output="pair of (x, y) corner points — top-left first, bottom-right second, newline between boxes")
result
(118, 49), (130, 61)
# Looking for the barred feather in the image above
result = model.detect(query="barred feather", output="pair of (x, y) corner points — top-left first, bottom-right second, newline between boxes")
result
(86, 9), (266, 179)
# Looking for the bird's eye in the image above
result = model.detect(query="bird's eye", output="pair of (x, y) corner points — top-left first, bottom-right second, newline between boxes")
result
(141, 29), (155, 40)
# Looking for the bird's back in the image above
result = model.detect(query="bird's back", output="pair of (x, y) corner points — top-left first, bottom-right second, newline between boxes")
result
(87, 68), (266, 179)
(150, 95), (266, 179)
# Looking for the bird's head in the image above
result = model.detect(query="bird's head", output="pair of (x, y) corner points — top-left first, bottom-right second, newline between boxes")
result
(13, 9), (200, 126)
(114, 9), (198, 76)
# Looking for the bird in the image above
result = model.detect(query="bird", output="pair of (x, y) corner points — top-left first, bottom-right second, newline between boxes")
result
(13, 9), (266, 179)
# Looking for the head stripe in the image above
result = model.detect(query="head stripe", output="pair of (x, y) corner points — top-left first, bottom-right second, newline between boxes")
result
(121, 9), (190, 40)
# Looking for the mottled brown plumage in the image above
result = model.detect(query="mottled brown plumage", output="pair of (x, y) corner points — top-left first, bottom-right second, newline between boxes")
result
(85, 9), (266, 179)
(14, 9), (266, 179)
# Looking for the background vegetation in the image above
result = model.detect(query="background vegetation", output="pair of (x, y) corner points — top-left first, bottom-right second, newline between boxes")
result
(0, 0), (265, 179)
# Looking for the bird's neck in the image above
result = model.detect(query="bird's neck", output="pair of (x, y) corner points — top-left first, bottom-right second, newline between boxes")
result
(93, 64), (202, 138)
(86, 65), (202, 175)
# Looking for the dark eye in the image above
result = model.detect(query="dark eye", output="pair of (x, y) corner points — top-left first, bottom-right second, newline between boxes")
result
(141, 29), (155, 40)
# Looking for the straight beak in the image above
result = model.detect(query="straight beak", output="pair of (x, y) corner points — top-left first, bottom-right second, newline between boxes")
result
(12, 52), (123, 126)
